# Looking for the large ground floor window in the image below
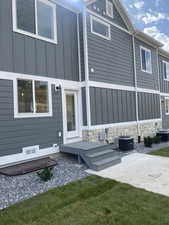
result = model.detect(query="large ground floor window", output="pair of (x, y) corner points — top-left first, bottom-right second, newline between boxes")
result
(14, 78), (52, 118)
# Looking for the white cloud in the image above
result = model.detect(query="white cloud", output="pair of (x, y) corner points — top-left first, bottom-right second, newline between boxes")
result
(140, 12), (169, 24)
(133, 1), (144, 9)
(144, 26), (169, 52)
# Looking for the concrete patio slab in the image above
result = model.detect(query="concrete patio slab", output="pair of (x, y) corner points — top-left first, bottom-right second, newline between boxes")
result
(87, 153), (169, 197)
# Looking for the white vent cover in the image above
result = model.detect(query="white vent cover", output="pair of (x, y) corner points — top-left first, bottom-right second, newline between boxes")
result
(22, 145), (39, 155)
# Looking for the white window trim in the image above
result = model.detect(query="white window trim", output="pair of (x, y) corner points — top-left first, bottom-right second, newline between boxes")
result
(140, 46), (152, 74)
(165, 97), (169, 115)
(90, 15), (111, 40)
(13, 78), (53, 118)
(12, 0), (57, 44)
(106, 0), (114, 18)
(162, 60), (169, 81)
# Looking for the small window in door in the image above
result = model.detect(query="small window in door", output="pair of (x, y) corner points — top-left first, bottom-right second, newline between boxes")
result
(66, 95), (76, 132)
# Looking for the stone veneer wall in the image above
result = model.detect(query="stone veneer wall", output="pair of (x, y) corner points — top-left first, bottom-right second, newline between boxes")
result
(82, 120), (162, 143)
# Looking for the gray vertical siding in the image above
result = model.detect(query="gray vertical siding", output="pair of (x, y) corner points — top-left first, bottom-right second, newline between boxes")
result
(0, 79), (63, 157)
(87, 12), (135, 86)
(158, 54), (169, 93)
(137, 92), (161, 120)
(0, 0), (79, 81)
(90, 87), (136, 125)
(79, 14), (85, 81)
(161, 96), (169, 128)
(87, 0), (128, 30)
(134, 38), (159, 90)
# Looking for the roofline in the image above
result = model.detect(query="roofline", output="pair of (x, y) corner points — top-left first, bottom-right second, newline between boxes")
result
(134, 29), (163, 48)
(159, 48), (169, 59)
(84, 0), (164, 48)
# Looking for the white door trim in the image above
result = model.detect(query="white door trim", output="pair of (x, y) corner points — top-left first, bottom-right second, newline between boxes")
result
(62, 88), (82, 144)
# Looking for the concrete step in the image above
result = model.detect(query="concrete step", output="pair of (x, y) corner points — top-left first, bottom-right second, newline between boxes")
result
(85, 149), (118, 162)
(91, 155), (121, 171)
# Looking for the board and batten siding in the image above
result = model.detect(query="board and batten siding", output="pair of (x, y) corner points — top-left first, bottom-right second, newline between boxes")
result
(87, 0), (128, 30)
(0, 0), (79, 81)
(137, 92), (161, 121)
(158, 55), (169, 93)
(0, 79), (63, 157)
(134, 38), (159, 91)
(90, 87), (136, 125)
(87, 13), (135, 86)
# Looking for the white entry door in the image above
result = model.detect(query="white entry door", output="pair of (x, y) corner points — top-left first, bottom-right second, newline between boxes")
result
(65, 90), (79, 139)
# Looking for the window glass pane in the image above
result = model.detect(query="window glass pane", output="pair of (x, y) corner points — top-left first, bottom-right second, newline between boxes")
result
(163, 62), (167, 78)
(37, 0), (54, 39)
(141, 49), (146, 71)
(18, 80), (33, 113)
(145, 50), (152, 72)
(16, 0), (36, 34)
(35, 81), (49, 113)
(92, 19), (109, 38)
(165, 63), (169, 79)
(166, 99), (169, 114)
(66, 95), (76, 131)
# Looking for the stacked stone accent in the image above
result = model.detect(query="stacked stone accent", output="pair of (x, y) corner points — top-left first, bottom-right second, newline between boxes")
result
(82, 120), (162, 143)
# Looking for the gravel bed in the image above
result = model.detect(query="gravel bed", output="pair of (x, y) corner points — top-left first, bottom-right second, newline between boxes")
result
(0, 155), (88, 210)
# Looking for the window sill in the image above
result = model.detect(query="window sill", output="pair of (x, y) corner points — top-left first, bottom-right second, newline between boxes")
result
(13, 28), (57, 45)
(164, 79), (169, 81)
(141, 69), (152, 75)
(14, 113), (53, 119)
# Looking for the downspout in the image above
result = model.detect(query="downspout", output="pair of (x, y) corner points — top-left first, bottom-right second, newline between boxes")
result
(132, 34), (140, 141)
(156, 48), (163, 127)
(82, 5), (91, 130)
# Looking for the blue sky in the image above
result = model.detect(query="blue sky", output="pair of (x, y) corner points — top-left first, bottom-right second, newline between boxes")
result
(121, 0), (169, 51)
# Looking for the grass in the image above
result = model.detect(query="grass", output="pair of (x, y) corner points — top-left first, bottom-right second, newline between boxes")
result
(1, 176), (169, 225)
(149, 147), (169, 158)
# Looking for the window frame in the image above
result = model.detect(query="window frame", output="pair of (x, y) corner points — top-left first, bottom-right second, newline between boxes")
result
(106, 0), (114, 18)
(13, 78), (53, 118)
(140, 46), (152, 74)
(165, 97), (169, 115)
(12, 0), (57, 44)
(162, 60), (169, 81)
(90, 15), (111, 40)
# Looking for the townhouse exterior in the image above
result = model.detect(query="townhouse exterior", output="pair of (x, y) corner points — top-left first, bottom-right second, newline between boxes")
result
(0, 0), (169, 167)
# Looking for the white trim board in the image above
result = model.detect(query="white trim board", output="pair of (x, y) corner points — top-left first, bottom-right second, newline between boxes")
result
(0, 71), (82, 88)
(89, 81), (160, 94)
(0, 146), (59, 169)
(0, 70), (161, 95)
(82, 119), (162, 130)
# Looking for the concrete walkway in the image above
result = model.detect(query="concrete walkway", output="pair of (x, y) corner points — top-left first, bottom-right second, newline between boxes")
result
(87, 153), (169, 197)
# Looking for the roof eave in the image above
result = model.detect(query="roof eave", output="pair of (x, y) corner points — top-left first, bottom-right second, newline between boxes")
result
(134, 29), (163, 48)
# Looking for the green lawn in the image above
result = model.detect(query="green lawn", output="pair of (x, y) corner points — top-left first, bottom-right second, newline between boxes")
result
(149, 147), (169, 158)
(1, 176), (169, 225)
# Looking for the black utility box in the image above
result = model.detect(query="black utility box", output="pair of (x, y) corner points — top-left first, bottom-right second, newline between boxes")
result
(119, 136), (134, 151)
(156, 130), (169, 142)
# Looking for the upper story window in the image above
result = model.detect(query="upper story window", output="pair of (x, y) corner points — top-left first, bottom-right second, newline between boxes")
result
(90, 16), (111, 40)
(106, 0), (114, 18)
(140, 46), (152, 74)
(163, 61), (169, 80)
(165, 97), (169, 115)
(13, 0), (57, 44)
(14, 79), (52, 118)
